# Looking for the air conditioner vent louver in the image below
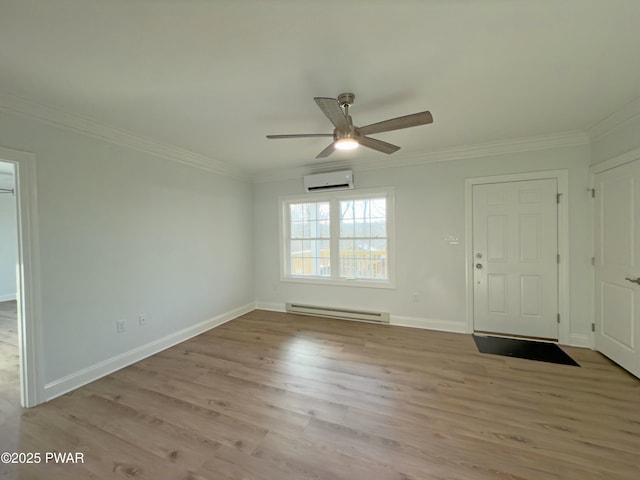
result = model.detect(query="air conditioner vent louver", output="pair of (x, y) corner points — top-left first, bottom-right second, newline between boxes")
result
(286, 303), (389, 324)
(306, 183), (351, 192)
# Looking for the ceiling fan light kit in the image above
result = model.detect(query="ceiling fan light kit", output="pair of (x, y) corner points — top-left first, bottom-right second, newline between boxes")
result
(267, 92), (433, 159)
(334, 138), (359, 151)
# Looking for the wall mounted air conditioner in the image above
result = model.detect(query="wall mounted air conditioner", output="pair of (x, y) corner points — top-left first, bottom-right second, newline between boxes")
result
(303, 170), (354, 193)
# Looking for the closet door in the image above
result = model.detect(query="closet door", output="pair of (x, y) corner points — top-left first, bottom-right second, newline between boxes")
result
(594, 159), (640, 379)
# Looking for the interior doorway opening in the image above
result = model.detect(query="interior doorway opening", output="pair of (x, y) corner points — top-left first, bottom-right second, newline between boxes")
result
(0, 161), (20, 411)
(0, 146), (43, 408)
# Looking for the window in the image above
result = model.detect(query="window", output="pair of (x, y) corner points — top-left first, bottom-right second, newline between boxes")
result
(281, 188), (394, 288)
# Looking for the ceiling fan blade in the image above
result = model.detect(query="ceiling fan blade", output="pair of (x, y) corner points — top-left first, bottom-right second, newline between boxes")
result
(359, 136), (401, 154)
(358, 111), (433, 136)
(314, 97), (349, 131)
(315, 142), (335, 158)
(266, 134), (333, 139)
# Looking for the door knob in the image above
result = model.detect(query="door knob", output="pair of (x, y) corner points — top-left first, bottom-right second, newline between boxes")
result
(476, 263), (483, 269)
(625, 277), (640, 285)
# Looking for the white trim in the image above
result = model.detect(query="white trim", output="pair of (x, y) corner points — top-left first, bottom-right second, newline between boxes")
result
(0, 92), (247, 180)
(588, 170), (596, 350)
(254, 131), (589, 183)
(0, 146), (44, 407)
(590, 146), (640, 174)
(464, 170), (571, 344)
(390, 315), (467, 334)
(280, 277), (396, 290)
(588, 96), (640, 141)
(43, 302), (254, 402)
(0, 293), (17, 302)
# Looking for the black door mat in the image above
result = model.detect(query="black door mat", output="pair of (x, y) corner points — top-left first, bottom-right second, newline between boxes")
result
(473, 335), (580, 366)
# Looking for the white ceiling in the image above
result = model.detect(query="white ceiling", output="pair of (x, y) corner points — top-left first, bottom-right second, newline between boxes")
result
(1, 0), (639, 177)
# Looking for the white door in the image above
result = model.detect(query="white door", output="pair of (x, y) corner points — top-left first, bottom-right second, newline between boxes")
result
(473, 179), (559, 339)
(594, 160), (640, 379)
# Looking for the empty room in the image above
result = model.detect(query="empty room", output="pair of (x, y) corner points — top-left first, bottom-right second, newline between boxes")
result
(0, 1), (639, 479)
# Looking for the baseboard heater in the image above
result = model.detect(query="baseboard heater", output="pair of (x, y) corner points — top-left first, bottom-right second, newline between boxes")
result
(286, 303), (390, 324)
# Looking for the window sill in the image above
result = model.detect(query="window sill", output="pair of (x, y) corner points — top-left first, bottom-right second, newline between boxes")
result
(280, 276), (396, 290)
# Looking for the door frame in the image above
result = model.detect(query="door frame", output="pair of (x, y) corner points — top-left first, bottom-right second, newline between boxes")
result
(0, 146), (44, 407)
(464, 170), (570, 344)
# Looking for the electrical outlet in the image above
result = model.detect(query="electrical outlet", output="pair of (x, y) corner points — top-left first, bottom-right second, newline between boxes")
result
(138, 314), (148, 326)
(116, 319), (126, 333)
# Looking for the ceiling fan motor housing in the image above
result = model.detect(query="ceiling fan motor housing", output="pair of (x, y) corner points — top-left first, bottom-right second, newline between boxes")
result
(337, 92), (355, 107)
(334, 124), (359, 141)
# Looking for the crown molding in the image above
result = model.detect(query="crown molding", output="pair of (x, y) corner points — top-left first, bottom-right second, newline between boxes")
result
(587, 96), (640, 141)
(252, 130), (589, 183)
(0, 92), (249, 180)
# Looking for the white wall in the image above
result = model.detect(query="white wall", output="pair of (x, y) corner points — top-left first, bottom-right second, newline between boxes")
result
(0, 185), (17, 301)
(0, 111), (254, 389)
(254, 145), (593, 345)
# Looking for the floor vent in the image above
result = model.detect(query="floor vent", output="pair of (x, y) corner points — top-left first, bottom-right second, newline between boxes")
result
(285, 303), (390, 324)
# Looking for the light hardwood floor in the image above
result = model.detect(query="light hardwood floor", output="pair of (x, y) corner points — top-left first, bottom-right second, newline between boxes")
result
(1, 309), (639, 479)
(0, 299), (20, 423)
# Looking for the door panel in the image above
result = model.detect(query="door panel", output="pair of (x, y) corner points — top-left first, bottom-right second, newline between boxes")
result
(473, 179), (558, 339)
(520, 275), (541, 316)
(594, 160), (640, 378)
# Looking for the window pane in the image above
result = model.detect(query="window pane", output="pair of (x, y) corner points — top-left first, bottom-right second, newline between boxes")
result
(338, 197), (387, 280)
(287, 201), (331, 278)
(353, 199), (367, 219)
(371, 239), (388, 279)
(355, 221), (371, 238)
(370, 219), (386, 238)
(290, 204), (303, 222)
(370, 198), (386, 218)
(290, 221), (304, 239)
(319, 219), (330, 238)
(339, 239), (355, 277)
(340, 218), (355, 238)
(289, 240), (304, 275)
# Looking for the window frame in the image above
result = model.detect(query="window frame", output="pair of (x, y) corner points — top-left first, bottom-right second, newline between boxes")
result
(279, 187), (396, 289)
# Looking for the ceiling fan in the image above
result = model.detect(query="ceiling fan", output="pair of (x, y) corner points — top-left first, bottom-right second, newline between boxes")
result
(266, 93), (434, 159)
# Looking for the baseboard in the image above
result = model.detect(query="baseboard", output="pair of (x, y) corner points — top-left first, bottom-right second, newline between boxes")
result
(391, 315), (467, 334)
(254, 301), (286, 312)
(0, 293), (17, 302)
(43, 302), (255, 402)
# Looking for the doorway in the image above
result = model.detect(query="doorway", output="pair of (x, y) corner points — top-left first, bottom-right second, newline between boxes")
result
(0, 161), (19, 411)
(0, 146), (42, 407)
(466, 170), (569, 343)
(593, 158), (640, 378)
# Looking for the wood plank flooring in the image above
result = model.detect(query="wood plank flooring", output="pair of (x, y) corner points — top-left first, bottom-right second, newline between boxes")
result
(1, 308), (639, 479)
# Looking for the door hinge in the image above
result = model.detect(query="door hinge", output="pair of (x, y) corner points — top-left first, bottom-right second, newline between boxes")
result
(591, 256), (595, 266)
(556, 193), (562, 204)
(557, 313), (560, 324)
(557, 254), (560, 264)
(592, 323), (596, 332)
(590, 188), (595, 198)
